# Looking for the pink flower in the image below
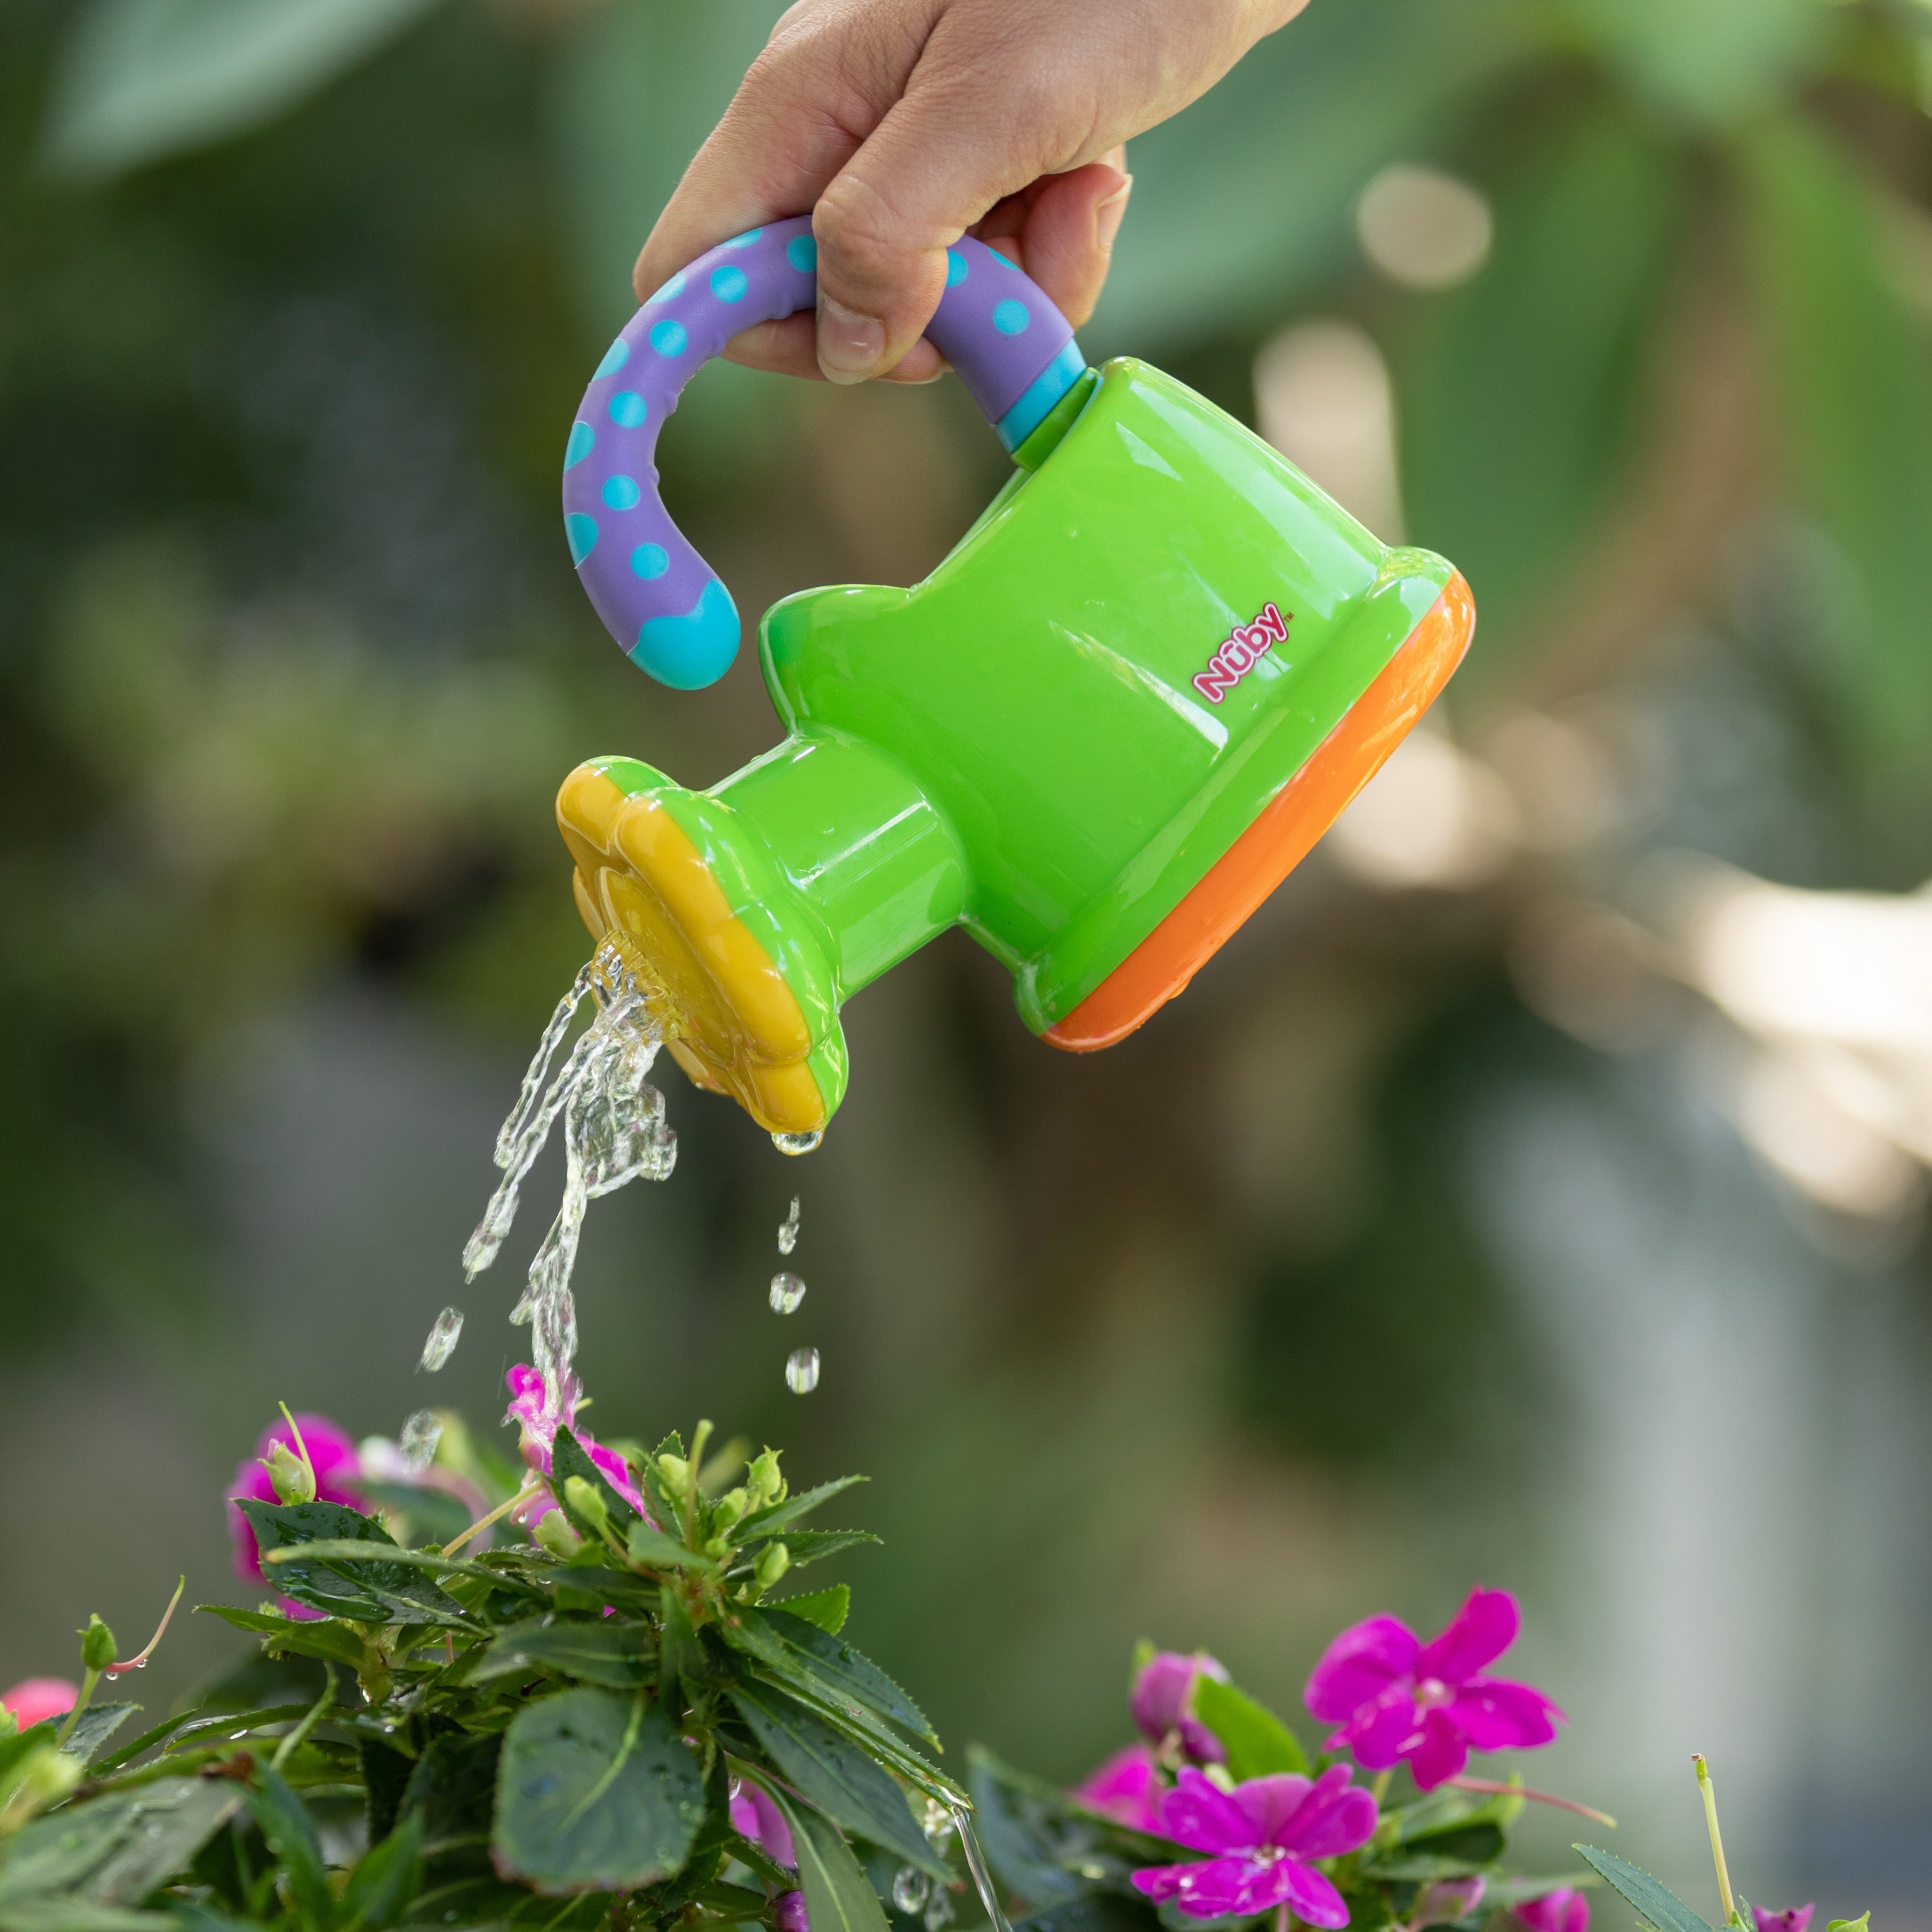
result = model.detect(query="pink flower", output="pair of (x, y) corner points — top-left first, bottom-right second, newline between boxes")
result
(775, 1893), (810, 1932)
(1414, 1877), (1486, 1926)
(1752, 1910), (1813, 1932)
(1132, 1651), (1229, 1763)
(1513, 1891), (1587, 1932)
(3, 1678), (79, 1730)
(1303, 1589), (1562, 1791)
(730, 1779), (796, 1868)
(1131, 1765), (1378, 1927)
(1074, 1743), (1164, 1830)
(504, 1367), (648, 1524)
(227, 1414), (366, 1616)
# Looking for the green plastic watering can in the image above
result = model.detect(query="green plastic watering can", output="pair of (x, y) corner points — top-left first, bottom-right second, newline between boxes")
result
(556, 216), (1473, 1137)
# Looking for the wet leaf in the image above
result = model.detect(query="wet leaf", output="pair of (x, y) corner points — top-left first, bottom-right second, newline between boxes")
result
(475, 1621), (654, 1690)
(0, 1778), (243, 1908)
(1575, 1846), (1714, 1932)
(759, 1785), (889, 1932)
(236, 1501), (474, 1627)
(53, 1706), (137, 1765)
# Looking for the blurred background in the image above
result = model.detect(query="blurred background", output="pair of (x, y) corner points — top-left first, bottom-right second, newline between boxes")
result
(3, 0), (1931, 1918)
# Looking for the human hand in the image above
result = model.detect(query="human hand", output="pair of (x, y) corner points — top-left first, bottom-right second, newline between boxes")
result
(631, 0), (1307, 386)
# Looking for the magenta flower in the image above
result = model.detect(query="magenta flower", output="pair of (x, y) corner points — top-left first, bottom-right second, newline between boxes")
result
(1131, 1765), (1378, 1926)
(775, 1893), (810, 1932)
(1752, 1909), (1812, 1932)
(1303, 1588), (1562, 1791)
(1513, 1891), (1587, 1932)
(730, 1779), (796, 1868)
(3, 1678), (79, 1730)
(1132, 1650), (1229, 1763)
(228, 1413), (366, 1615)
(504, 1365), (648, 1523)
(1074, 1743), (1164, 1831)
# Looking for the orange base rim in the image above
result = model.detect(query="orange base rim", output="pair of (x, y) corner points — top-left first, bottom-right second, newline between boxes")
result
(1043, 571), (1475, 1053)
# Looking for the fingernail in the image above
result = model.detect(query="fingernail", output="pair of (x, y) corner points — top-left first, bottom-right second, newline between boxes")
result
(817, 295), (886, 384)
(1095, 174), (1133, 254)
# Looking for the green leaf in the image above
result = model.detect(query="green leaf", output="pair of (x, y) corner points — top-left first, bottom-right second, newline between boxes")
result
(41, 0), (447, 178)
(493, 1689), (703, 1893)
(1190, 1678), (1307, 1779)
(475, 1621), (654, 1690)
(339, 1812), (422, 1932)
(0, 1906), (178, 1932)
(969, 1747), (1158, 1911)
(728, 1683), (945, 1878)
(754, 1609), (936, 1747)
(526, 1566), (661, 1613)
(658, 1589), (705, 1709)
(237, 1501), (474, 1627)
(1736, 111), (1932, 766)
(552, 1426), (641, 1536)
(1826, 1917), (1870, 1932)
(55, 1705), (138, 1765)
(399, 1730), (500, 1855)
(195, 1605), (368, 1672)
(759, 1785), (889, 1932)
(753, 1531), (884, 1571)
(1575, 1846), (1716, 1932)
(775, 1587), (850, 1635)
(247, 1765), (333, 1930)
(737, 1478), (869, 1542)
(1398, 102), (1681, 658)
(0, 1779), (243, 1908)
(627, 1522), (716, 1571)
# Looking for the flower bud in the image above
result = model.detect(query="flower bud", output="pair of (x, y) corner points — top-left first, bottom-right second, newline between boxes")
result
(754, 1542), (790, 1589)
(534, 1511), (583, 1559)
(745, 1450), (785, 1509)
(78, 1615), (118, 1673)
(563, 1476), (611, 1537)
(1414, 1877), (1486, 1927)
(261, 1440), (316, 1506)
(712, 1487), (748, 1529)
(657, 1454), (689, 1493)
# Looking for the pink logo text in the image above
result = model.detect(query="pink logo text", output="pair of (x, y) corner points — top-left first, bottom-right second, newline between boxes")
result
(1193, 601), (1289, 704)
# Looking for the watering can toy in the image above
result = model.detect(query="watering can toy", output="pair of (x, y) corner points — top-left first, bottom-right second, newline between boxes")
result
(556, 214), (1473, 1139)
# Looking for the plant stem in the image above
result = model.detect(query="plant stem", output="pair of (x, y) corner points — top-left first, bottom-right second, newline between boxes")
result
(104, 1577), (185, 1678)
(442, 1475), (542, 1555)
(271, 1669), (334, 1771)
(1370, 1770), (1392, 1804)
(53, 1668), (102, 1747)
(1692, 1755), (1737, 1927)
(279, 1403), (317, 1495)
(1445, 1775), (1616, 1827)
(685, 1421), (713, 1548)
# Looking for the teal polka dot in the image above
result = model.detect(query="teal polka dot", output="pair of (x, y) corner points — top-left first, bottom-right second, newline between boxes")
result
(594, 338), (629, 378)
(946, 250), (967, 286)
(649, 319), (687, 357)
(564, 420), (595, 468)
(993, 299), (1030, 336)
(710, 265), (748, 303)
(602, 475), (641, 510)
(647, 271), (686, 305)
(786, 234), (817, 272)
(630, 543), (668, 580)
(565, 513), (598, 564)
(607, 390), (647, 428)
(724, 227), (762, 249)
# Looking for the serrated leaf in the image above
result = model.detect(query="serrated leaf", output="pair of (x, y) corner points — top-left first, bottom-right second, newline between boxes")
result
(1575, 1846), (1716, 1932)
(475, 1622), (654, 1690)
(238, 1501), (473, 1627)
(753, 1531), (884, 1571)
(1191, 1678), (1307, 1779)
(754, 1609), (936, 1746)
(737, 1477), (867, 1541)
(775, 1587), (849, 1635)
(493, 1689), (702, 1893)
(399, 1729), (500, 1855)
(552, 1427), (641, 1537)
(659, 1588), (704, 1709)
(0, 1779), (243, 1908)
(526, 1566), (661, 1612)
(247, 1765), (332, 1928)
(728, 1683), (944, 1878)
(195, 1605), (368, 1672)
(55, 1705), (138, 1765)
(41, 0), (446, 178)
(627, 1522), (715, 1571)
(339, 1811), (422, 1932)
(747, 1669), (958, 1808)
(759, 1785), (889, 1932)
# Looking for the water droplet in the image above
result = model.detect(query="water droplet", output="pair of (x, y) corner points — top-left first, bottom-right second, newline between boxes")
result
(778, 1195), (800, 1255)
(784, 1347), (820, 1394)
(770, 1271), (806, 1314)
(923, 1888), (956, 1932)
(419, 1306), (464, 1372)
(918, 1797), (954, 1847)
(773, 1129), (822, 1156)
(400, 1410), (444, 1471)
(892, 1869), (931, 1915)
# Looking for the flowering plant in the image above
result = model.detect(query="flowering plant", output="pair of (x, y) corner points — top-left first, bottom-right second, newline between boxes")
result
(0, 1388), (1870, 1932)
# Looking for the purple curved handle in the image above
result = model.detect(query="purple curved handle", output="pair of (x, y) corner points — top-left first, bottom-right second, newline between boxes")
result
(562, 213), (1086, 690)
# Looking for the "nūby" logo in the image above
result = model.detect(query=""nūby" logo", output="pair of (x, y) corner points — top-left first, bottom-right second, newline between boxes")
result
(1193, 601), (1289, 704)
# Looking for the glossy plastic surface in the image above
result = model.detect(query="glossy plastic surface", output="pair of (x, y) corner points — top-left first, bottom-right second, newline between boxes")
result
(562, 214), (1081, 689)
(559, 357), (1474, 1134)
